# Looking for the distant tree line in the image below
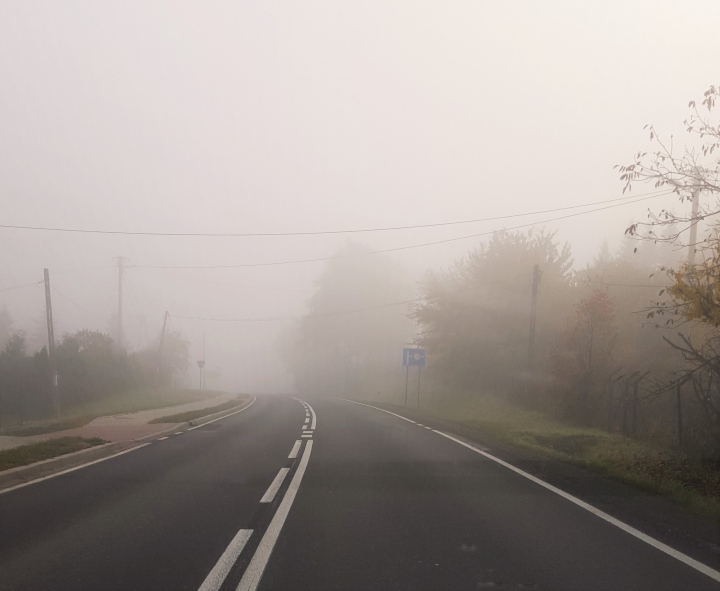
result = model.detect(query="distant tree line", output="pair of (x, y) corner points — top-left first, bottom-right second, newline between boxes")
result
(0, 321), (189, 429)
(283, 85), (720, 462)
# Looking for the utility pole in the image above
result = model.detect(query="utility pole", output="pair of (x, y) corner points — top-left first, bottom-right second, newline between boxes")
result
(688, 188), (700, 266)
(157, 311), (170, 379)
(44, 268), (60, 416)
(116, 256), (125, 348)
(201, 331), (206, 391)
(527, 264), (541, 371)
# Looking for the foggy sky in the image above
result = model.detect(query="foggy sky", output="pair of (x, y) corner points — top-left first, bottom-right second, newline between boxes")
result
(1, 1), (718, 392)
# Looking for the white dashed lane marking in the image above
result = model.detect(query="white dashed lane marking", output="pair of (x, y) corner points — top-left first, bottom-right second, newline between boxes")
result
(237, 440), (314, 591)
(288, 440), (302, 459)
(198, 529), (253, 591)
(157, 436), (169, 441)
(260, 468), (290, 503)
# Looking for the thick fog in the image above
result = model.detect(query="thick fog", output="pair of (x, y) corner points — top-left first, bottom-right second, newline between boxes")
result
(1, 1), (718, 393)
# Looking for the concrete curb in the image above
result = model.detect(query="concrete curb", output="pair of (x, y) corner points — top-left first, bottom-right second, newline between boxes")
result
(0, 395), (255, 491)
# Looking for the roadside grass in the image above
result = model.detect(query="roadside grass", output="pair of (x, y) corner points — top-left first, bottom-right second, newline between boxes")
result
(428, 396), (720, 520)
(148, 394), (250, 424)
(0, 437), (107, 472)
(0, 388), (219, 436)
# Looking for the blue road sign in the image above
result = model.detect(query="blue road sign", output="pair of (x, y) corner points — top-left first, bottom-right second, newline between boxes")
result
(403, 348), (426, 367)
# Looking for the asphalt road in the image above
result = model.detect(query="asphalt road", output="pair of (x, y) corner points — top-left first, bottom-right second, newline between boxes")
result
(1, 395), (719, 591)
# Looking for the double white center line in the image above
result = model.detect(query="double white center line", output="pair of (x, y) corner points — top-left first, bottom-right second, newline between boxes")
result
(237, 439), (313, 591)
(197, 397), (317, 591)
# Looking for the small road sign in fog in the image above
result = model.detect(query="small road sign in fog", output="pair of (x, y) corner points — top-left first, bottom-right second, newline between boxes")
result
(403, 348), (425, 366)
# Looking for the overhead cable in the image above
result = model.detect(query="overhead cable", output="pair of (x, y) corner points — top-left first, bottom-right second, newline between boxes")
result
(138, 193), (666, 270)
(0, 189), (671, 238)
(170, 273), (532, 322)
(0, 281), (43, 293)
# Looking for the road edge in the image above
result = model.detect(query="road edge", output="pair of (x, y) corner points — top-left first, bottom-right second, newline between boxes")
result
(0, 395), (256, 491)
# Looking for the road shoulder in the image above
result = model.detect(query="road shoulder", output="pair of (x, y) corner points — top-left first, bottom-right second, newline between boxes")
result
(361, 399), (720, 571)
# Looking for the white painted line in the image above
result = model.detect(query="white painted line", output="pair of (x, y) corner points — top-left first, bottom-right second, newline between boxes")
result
(336, 398), (720, 584)
(432, 430), (720, 584)
(0, 443), (152, 495)
(260, 468), (290, 503)
(424, 426), (433, 430)
(198, 529), (253, 591)
(302, 429), (313, 433)
(187, 396), (256, 430)
(288, 440), (302, 459)
(416, 423), (424, 426)
(237, 441), (313, 591)
(158, 436), (169, 440)
(301, 434), (312, 438)
(338, 398), (416, 424)
(298, 398), (317, 430)
(174, 432), (184, 435)
(304, 418), (309, 423)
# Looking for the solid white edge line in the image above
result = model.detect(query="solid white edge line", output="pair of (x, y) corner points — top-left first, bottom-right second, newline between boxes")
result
(237, 440), (314, 591)
(259, 468), (290, 503)
(335, 398), (720, 584)
(0, 443), (152, 495)
(187, 396), (256, 430)
(288, 440), (302, 459)
(432, 430), (720, 584)
(198, 529), (253, 591)
(338, 398), (416, 424)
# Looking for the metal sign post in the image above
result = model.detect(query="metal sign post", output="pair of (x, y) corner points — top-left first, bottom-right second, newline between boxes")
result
(197, 360), (205, 391)
(403, 348), (426, 407)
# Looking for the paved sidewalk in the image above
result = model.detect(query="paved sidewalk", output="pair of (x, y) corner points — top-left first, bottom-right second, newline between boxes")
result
(87, 392), (235, 426)
(0, 393), (237, 451)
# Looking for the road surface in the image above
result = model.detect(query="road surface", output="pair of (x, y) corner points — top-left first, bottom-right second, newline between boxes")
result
(1, 395), (718, 590)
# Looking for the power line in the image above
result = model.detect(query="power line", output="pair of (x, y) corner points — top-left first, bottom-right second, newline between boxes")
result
(0, 281), (43, 293)
(50, 285), (98, 317)
(130, 268), (311, 293)
(0, 265), (113, 289)
(138, 193), (666, 270)
(0, 189), (671, 238)
(170, 273), (531, 322)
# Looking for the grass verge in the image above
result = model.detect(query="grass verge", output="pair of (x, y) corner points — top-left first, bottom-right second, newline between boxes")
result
(0, 437), (107, 472)
(400, 395), (720, 520)
(1, 388), (219, 436)
(148, 395), (249, 424)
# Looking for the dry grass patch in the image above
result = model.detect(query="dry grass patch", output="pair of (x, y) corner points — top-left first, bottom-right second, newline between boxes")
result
(435, 395), (720, 519)
(0, 437), (106, 472)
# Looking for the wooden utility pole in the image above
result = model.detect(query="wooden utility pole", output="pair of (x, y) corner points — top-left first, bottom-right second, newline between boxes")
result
(116, 256), (125, 348)
(157, 311), (170, 378)
(527, 264), (541, 371)
(43, 268), (60, 416)
(688, 188), (700, 266)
